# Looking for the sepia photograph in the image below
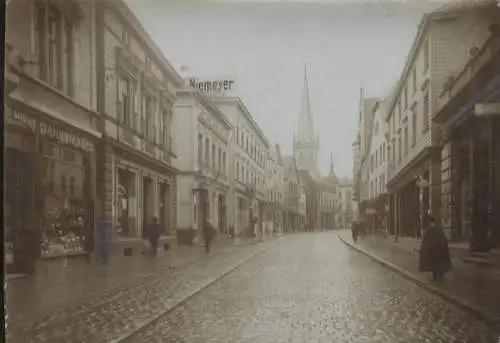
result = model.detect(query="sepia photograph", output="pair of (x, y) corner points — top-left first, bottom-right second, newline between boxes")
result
(3, 0), (500, 342)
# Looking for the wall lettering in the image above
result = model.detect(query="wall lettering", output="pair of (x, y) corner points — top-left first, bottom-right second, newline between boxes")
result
(5, 105), (94, 153)
(188, 78), (235, 93)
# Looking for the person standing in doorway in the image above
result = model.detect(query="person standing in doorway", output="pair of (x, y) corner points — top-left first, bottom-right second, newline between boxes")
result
(147, 218), (161, 257)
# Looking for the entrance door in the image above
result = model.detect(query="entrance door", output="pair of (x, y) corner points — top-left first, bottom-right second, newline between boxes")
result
(5, 145), (37, 273)
(159, 183), (167, 235)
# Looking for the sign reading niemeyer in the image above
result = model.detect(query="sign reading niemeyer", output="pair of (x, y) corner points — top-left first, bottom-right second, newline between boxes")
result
(187, 77), (235, 94)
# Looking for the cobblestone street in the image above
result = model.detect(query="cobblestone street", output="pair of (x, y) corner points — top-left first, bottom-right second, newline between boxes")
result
(123, 232), (499, 343)
(7, 232), (500, 343)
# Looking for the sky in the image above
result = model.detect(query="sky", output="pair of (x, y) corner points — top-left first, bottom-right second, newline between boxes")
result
(126, 0), (440, 178)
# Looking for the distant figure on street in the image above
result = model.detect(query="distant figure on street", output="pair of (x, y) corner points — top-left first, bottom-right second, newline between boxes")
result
(351, 221), (359, 243)
(203, 221), (214, 253)
(147, 218), (161, 257)
(419, 215), (452, 281)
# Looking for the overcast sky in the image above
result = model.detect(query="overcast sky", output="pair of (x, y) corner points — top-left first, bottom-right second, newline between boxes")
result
(126, 1), (439, 178)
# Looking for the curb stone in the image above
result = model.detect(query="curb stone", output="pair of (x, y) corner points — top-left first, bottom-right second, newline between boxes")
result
(109, 237), (284, 343)
(338, 235), (500, 325)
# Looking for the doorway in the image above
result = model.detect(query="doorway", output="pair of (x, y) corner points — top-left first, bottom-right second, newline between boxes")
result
(159, 182), (168, 235)
(218, 194), (226, 235)
(143, 176), (153, 235)
(5, 130), (37, 273)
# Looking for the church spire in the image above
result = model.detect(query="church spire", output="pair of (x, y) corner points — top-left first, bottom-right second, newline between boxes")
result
(296, 64), (315, 143)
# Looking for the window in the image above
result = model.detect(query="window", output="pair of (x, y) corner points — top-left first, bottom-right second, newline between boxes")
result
(39, 144), (88, 257)
(143, 95), (153, 138)
(32, 3), (74, 94)
(236, 127), (239, 144)
(412, 105), (417, 147)
(404, 86), (408, 110)
(222, 152), (227, 174)
(212, 144), (216, 169)
(412, 68), (417, 94)
(122, 30), (130, 46)
(198, 134), (203, 162)
(424, 39), (429, 71)
(404, 126), (409, 156)
(388, 144), (392, 166)
(161, 110), (169, 148)
(118, 76), (132, 127)
(205, 138), (210, 165)
(398, 135), (402, 162)
(236, 162), (240, 179)
(423, 90), (430, 132)
(218, 147), (222, 171)
(392, 138), (396, 166)
(397, 101), (402, 122)
(145, 57), (152, 71)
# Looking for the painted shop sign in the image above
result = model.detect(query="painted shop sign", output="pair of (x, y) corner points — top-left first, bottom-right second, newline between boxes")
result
(187, 77), (235, 93)
(5, 105), (94, 153)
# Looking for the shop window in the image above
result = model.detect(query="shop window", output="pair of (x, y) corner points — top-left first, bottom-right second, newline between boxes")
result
(41, 145), (88, 257)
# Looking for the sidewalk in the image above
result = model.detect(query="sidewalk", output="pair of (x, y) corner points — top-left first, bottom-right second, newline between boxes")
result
(338, 230), (500, 323)
(6, 236), (267, 322)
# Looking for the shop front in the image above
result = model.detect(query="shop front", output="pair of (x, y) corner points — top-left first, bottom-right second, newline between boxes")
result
(102, 144), (176, 254)
(5, 103), (97, 274)
(387, 148), (433, 239)
(434, 31), (500, 250)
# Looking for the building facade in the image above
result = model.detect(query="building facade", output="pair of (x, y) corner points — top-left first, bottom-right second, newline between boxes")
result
(354, 96), (378, 223)
(95, 0), (184, 257)
(211, 97), (270, 238)
(320, 157), (339, 230)
(337, 177), (357, 229)
(433, 21), (500, 251)
(366, 99), (389, 232)
(173, 89), (232, 244)
(282, 156), (305, 232)
(385, 1), (499, 240)
(264, 144), (285, 234)
(5, 0), (100, 273)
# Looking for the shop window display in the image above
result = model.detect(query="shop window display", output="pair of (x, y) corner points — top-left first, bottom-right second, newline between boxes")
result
(41, 143), (89, 257)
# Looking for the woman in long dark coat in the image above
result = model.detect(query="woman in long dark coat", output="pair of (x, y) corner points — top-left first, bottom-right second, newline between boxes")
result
(419, 216), (452, 281)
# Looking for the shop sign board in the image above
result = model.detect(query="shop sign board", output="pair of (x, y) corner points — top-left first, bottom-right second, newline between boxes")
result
(5, 105), (94, 153)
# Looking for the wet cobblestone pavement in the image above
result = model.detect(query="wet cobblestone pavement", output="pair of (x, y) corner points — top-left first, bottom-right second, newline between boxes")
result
(337, 231), (500, 321)
(6, 237), (253, 322)
(6, 238), (280, 343)
(8, 233), (500, 343)
(126, 232), (499, 343)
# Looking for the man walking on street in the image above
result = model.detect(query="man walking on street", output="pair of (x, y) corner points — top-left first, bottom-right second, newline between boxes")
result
(147, 218), (161, 257)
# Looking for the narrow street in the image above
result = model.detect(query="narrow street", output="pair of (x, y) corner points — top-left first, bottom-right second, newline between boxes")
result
(122, 232), (499, 343)
(10, 233), (499, 343)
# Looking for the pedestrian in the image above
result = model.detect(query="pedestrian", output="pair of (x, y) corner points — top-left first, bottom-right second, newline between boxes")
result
(147, 218), (161, 257)
(203, 221), (214, 254)
(419, 215), (452, 282)
(351, 221), (358, 244)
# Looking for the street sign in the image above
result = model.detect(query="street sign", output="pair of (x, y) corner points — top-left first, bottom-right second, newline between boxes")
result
(474, 103), (500, 117)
